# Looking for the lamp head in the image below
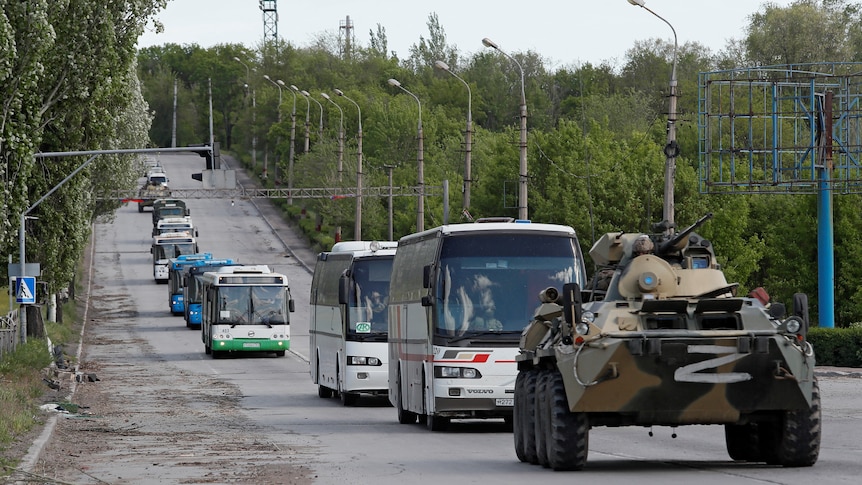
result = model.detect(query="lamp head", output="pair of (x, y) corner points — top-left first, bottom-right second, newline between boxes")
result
(320, 92), (331, 100)
(482, 37), (498, 49)
(263, 74), (271, 81)
(277, 80), (286, 87)
(233, 56), (241, 62)
(627, 0), (645, 6)
(290, 84), (299, 91)
(434, 60), (450, 71)
(388, 78), (401, 87)
(334, 89), (345, 96)
(301, 90), (310, 97)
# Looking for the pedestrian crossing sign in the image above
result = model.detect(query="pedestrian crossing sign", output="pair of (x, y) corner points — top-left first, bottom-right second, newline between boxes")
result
(16, 276), (36, 304)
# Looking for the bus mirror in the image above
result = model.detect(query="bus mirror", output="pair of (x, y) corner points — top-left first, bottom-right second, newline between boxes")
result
(422, 264), (433, 289)
(562, 282), (583, 325)
(288, 299), (295, 313)
(338, 276), (349, 305)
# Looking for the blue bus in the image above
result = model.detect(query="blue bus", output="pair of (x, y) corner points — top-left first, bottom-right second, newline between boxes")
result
(167, 253), (213, 315)
(183, 258), (238, 328)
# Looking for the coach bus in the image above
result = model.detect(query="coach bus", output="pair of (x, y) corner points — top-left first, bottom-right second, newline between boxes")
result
(310, 241), (397, 405)
(388, 218), (586, 431)
(183, 258), (238, 328)
(200, 265), (294, 358)
(166, 253), (212, 315)
(151, 231), (198, 283)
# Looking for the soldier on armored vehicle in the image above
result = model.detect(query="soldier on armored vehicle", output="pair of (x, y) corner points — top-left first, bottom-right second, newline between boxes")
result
(514, 213), (820, 471)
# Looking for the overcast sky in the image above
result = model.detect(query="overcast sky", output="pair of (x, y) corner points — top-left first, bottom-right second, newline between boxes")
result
(137, 0), (796, 68)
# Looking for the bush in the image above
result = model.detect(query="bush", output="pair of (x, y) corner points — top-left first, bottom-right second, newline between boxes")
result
(808, 326), (862, 367)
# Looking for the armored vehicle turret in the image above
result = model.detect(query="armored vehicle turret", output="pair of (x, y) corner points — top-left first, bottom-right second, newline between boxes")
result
(514, 214), (820, 471)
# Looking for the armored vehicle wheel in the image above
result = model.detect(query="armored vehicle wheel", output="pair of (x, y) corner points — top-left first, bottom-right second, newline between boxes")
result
(138, 203), (144, 213)
(762, 377), (821, 467)
(426, 414), (449, 431)
(547, 369), (589, 471)
(396, 370), (417, 424)
(535, 369), (551, 468)
(514, 371), (528, 461)
(725, 423), (762, 462)
(517, 369), (539, 464)
(318, 385), (333, 398)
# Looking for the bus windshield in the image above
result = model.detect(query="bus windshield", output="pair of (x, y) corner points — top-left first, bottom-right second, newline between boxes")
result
(216, 285), (288, 326)
(154, 243), (196, 260)
(434, 234), (582, 337)
(346, 257), (393, 335)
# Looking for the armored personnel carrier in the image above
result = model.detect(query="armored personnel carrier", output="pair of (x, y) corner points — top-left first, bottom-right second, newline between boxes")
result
(514, 213), (820, 470)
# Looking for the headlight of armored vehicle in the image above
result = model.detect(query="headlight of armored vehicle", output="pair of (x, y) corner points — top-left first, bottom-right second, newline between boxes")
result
(783, 316), (802, 334)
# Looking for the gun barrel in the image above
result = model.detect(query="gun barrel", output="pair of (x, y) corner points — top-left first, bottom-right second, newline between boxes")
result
(659, 212), (713, 254)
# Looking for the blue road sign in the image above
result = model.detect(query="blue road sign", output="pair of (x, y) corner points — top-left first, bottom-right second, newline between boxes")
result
(16, 276), (36, 304)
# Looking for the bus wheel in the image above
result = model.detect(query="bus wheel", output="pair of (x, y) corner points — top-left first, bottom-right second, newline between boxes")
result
(396, 370), (417, 424)
(341, 391), (359, 406)
(427, 414), (449, 432)
(275, 350), (285, 357)
(204, 343), (211, 355)
(318, 385), (333, 399)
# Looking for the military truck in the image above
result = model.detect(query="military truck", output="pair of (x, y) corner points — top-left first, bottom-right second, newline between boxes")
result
(151, 199), (189, 226)
(514, 213), (820, 470)
(137, 172), (171, 213)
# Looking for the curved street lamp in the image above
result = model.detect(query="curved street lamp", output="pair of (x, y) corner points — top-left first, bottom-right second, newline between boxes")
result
(435, 60), (473, 214)
(388, 78), (425, 233)
(291, 85), (310, 153)
(483, 37), (528, 221)
(320, 92), (344, 181)
(627, 0), (679, 235)
(335, 88), (363, 240)
(303, 90), (324, 143)
(263, 74), (283, 180)
(234, 57), (257, 171)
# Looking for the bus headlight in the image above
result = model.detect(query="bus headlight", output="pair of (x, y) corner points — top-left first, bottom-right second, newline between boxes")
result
(348, 356), (381, 366)
(435, 366), (482, 378)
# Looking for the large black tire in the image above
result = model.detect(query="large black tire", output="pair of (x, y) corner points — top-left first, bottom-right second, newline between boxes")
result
(427, 414), (449, 431)
(725, 423), (762, 462)
(535, 369), (551, 468)
(396, 369), (417, 424)
(762, 377), (821, 467)
(513, 371), (528, 462)
(204, 342), (211, 355)
(546, 369), (589, 471)
(522, 369), (539, 464)
(318, 385), (333, 398)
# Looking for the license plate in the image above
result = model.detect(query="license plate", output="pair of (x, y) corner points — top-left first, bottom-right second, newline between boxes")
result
(242, 342), (260, 348)
(496, 398), (514, 406)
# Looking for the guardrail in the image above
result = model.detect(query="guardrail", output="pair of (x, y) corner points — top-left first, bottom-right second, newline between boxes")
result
(104, 185), (442, 201)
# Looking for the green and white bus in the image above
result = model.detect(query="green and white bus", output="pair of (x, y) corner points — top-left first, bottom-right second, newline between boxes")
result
(200, 265), (294, 358)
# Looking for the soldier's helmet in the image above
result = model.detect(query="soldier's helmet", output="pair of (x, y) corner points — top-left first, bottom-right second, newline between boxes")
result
(633, 235), (654, 255)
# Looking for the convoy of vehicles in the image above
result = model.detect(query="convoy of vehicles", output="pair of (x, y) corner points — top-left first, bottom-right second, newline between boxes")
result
(310, 240), (397, 405)
(167, 253), (213, 315)
(387, 219), (587, 431)
(184, 259), (238, 328)
(514, 216), (821, 470)
(200, 265), (294, 358)
(152, 199), (189, 226)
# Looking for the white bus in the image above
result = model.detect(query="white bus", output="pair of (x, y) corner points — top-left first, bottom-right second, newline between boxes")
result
(309, 241), (397, 405)
(151, 232), (198, 283)
(200, 265), (294, 358)
(388, 219), (587, 431)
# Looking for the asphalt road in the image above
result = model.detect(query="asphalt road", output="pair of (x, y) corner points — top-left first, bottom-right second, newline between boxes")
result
(13, 152), (862, 485)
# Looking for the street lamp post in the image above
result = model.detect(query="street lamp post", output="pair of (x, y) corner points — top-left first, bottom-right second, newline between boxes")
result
(234, 57), (257, 172)
(281, 80), (297, 203)
(435, 60), (473, 213)
(291, 85), (310, 153)
(482, 37), (528, 221)
(388, 78), (425, 233)
(303, 90), (324, 143)
(335, 89), (363, 240)
(383, 164), (396, 241)
(321, 92), (344, 181)
(627, 0), (678, 235)
(263, 74), (283, 180)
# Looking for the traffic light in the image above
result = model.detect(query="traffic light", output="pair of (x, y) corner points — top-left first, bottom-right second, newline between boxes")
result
(191, 142), (219, 169)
